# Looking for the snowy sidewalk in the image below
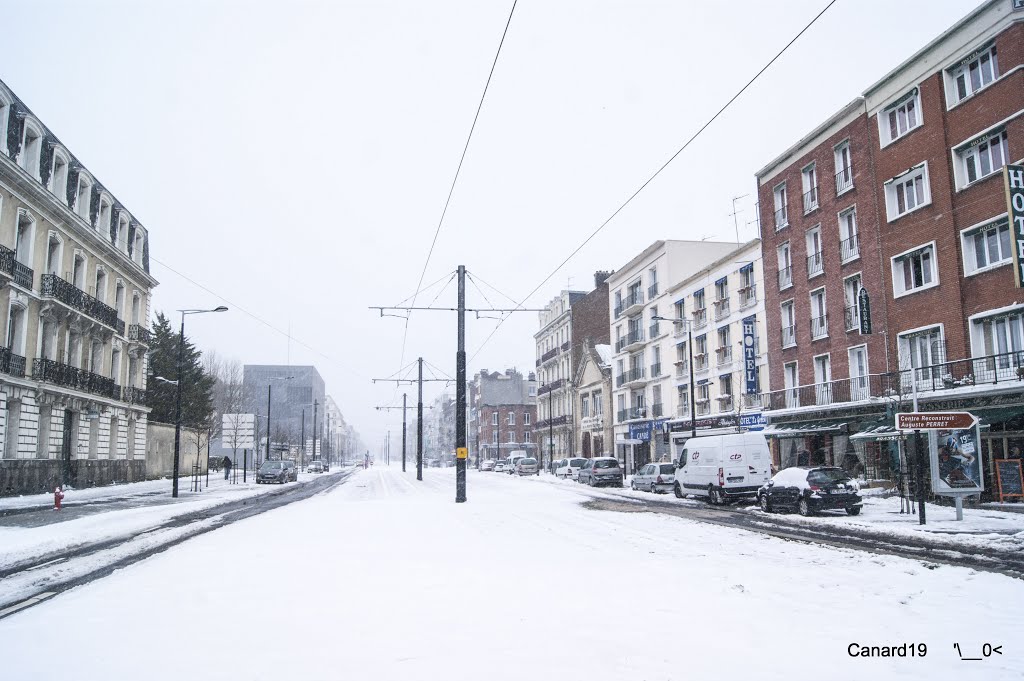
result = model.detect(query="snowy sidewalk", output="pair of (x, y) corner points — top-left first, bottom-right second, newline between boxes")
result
(0, 465), (1021, 680)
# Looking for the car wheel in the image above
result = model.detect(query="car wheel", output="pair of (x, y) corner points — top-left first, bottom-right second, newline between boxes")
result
(846, 505), (862, 516)
(708, 486), (722, 505)
(798, 498), (812, 516)
(649, 482), (657, 493)
(674, 482), (684, 498)
(759, 493), (772, 513)
(630, 480), (637, 490)
(589, 476), (596, 487)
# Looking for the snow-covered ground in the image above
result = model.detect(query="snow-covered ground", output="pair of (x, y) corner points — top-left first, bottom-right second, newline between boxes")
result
(1, 466), (1021, 680)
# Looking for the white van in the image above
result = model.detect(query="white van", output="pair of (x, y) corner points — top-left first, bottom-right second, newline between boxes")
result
(673, 433), (771, 504)
(506, 450), (529, 475)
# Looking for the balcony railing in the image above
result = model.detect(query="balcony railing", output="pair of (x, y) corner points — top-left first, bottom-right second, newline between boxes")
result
(41, 274), (122, 332)
(738, 284), (757, 310)
(778, 266), (792, 290)
(694, 353), (709, 371)
(624, 329), (645, 348)
(13, 261), (33, 289)
(716, 395), (734, 412)
(674, 360), (689, 377)
(561, 341), (570, 352)
(716, 346), (733, 363)
(844, 305), (859, 332)
(648, 283), (659, 299)
(810, 315), (828, 339)
(774, 207), (788, 230)
(693, 308), (707, 329)
(537, 378), (565, 396)
(616, 366), (646, 387)
(713, 298), (730, 320)
(650, 363), (662, 378)
(742, 393), (762, 409)
(674, 322), (687, 338)
(676, 403), (690, 418)
(32, 358), (121, 400)
(614, 290), (644, 318)
(128, 324), (151, 345)
(696, 401), (711, 416)
(0, 346), (26, 378)
(537, 414), (568, 429)
(840, 234), (859, 262)
(806, 251), (824, 277)
(616, 408), (646, 423)
(835, 165), (854, 194)
(781, 325), (796, 348)
(541, 347), (559, 363)
(122, 386), (147, 404)
(615, 337), (626, 353)
(803, 185), (819, 213)
(651, 402), (664, 417)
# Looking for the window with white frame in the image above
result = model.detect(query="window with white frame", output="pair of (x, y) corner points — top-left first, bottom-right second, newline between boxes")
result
(15, 210), (35, 266)
(892, 243), (938, 297)
(946, 44), (998, 106)
(491, 412), (498, 426)
(75, 175), (92, 220)
(19, 120), (42, 180)
(492, 431), (498, 445)
(97, 196), (112, 234)
(971, 308), (1024, 366)
(810, 288), (827, 339)
(839, 206), (859, 262)
(50, 149), (69, 201)
(777, 242), (792, 289)
(806, 226), (823, 277)
(898, 326), (945, 385)
(834, 141), (853, 194)
(0, 91), (10, 155)
(849, 345), (869, 400)
(813, 354), (832, 404)
(524, 412), (531, 425)
(844, 274), (862, 331)
(507, 432), (516, 444)
(581, 395), (590, 418)
(783, 362), (799, 408)
(773, 183), (788, 229)
(132, 228), (145, 264)
(507, 412), (515, 426)
(880, 89), (922, 145)
(957, 130), (1008, 188)
(962, 217), (1011, 275)
(780, 301), (796, 347)
(801, 163), (818, 213)
(884, 164), (930, 220)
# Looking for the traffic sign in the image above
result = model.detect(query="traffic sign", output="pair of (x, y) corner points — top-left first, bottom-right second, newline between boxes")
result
(896, 412), (976, 431)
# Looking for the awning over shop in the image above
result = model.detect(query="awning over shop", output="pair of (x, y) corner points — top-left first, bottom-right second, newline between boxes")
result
(850, 424), (901, 441)
(761, 420), (848, 436)
(975, 406), (1024, 426)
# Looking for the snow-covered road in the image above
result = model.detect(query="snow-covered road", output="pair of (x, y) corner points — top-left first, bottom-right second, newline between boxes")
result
(1, 466), (1021, 680)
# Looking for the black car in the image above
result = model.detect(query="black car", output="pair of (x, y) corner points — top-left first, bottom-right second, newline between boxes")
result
(257, 461), (290, 484)
(756, 466), (862, 516)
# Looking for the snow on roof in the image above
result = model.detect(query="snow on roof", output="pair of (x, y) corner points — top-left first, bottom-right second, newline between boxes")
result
(595, 344), (612, 367)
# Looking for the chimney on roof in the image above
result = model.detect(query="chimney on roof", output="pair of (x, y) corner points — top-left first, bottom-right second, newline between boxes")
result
(594, 270), (613, 287)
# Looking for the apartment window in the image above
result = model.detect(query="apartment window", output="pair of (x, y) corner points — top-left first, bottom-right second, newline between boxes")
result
(114, 282), (126, 320)
(524, 412), (531, 425)
(947, 45), (998, 105)
(651, 345), (662, 377)
(813, 354), (832, 404)
(98, 196), (112, 233)
(693, 289), (705, 312)
(884, 164), (930, 220)
(780, 301), (796, 348)
(72, 253), (86, 290)
(491, 412), (498, 426)
(75, 175), (92, 220)
(834, 141), (853, 194)
(6, 303), (26, 355)
(963, 217), (1011, 275)
(40, 318), (58, 360)
(773, 183), (788, 229)
(892, 243), (938, 297)
(802, 163), (819, 213)
(899, 326), (945, 384)
(881, 89), (921, 145)
(50, 150), (69, 200)
(111, 347), (122, 383)
(94, 269), (107, 304)
(132, 229), (144, 264)
(810, 288), (827, 339)
(844, 274), (862, 332)
(783, 362), (799, 408)
(958, 130), (1008, 187)
(15, 211), (35, 266)
(581, 395), (590, 418)
(507, 432), (516, 444)
(4, 400), (22, 459)
(972, 309), (1024, 362)
(651, 384), (662, 415)
(592, 392), (601, 416)
(492, 431), (498, 445)
(838, 207), (859, 262)
(649, 305), (660, 338)
(0, 92), (9, 155)
(719, 374), (733, 398)
(806, 226), (823, 277)
(673, 300), (685, 332)
(507, 412), (515, 426)
(777, 242), (792, 290)
(115, 215), (129, 251)
(19, 121), (42, 179)
(849, 345), (869, 400)
(677, 386), (689, 413)
(716, 326), (732, 363)
(648, 267), (658, 298)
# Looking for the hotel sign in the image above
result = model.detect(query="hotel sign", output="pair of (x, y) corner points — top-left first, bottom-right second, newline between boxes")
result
(1005, 164), (1024, 288)
(742, 315), (758, 394)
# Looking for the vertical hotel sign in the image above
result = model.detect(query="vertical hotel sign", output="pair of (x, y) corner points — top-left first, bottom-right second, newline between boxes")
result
(1006, 164), (1024, 288)
(742, 315), (757, 395)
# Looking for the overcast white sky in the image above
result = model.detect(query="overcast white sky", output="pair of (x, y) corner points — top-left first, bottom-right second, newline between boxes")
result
(4, 0), (978, 449)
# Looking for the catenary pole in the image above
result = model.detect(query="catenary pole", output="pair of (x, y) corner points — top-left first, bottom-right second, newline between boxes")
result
(456, 265), (467, 502)
(417, 358), (424, 481)
(402, 393), (408, 472)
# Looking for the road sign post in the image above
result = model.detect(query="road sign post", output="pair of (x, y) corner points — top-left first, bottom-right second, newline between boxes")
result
(896, 412), (982, 522)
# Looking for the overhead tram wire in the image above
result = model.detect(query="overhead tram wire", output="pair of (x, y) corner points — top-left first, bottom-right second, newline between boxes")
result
(394, 0), (519, 377)
(467, 0), (840, 363)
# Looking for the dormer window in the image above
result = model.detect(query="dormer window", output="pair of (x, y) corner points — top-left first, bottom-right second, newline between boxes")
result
(19, 121), (42, 180)
(116, 214), (129, 251)
(98, 196), (112, 233)
(75, 175), (92, 220)
(132, 229), (144, 265)
(0, 91), (10, 155)
(50, 149), (69, 201)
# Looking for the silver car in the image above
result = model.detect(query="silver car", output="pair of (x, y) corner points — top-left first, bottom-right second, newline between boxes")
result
(515, 457), (539, 476)
(631, 462), (676, 493)
(577, 457), (624, 487)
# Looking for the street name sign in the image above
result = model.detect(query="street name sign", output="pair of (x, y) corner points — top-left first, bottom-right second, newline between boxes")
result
(896, 412), (976, 430)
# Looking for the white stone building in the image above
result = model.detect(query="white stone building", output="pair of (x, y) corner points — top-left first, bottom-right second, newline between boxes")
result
(534, 290), (586, 461)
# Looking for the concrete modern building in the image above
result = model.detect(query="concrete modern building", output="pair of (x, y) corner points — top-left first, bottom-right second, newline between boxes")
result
(242, 365), (325, 457)
(573, 342), (613, 458)
(469, 368), (537, 464)
(607, 239), (740, 473)
(0, 78), (157, 495)
(664, 239), (769, 451)
(755, 0), (1024, 493)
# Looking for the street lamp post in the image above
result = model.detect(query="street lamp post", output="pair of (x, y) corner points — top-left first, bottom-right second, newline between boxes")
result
(171, 306), (228, 498)
(264, 376), (294, 468)
(652, 315), (696, 440)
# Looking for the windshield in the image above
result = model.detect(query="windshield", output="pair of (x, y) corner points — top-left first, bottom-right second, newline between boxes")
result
(594, 459), (619, 469)
(260, 463), (283, 471)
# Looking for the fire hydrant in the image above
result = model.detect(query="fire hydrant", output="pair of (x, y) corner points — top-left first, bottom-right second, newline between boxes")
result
(53, 485), (64, 511)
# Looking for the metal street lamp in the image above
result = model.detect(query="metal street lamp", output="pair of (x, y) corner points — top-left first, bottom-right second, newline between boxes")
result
(652, 315), (697, 440)
(172, 306), (228, 498)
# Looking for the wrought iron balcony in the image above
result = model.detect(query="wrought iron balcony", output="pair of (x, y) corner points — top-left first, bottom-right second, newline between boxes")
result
(128, 324), (151, 345)
(716, 346), (733, 364)
(774, 207), (788, 230)
(540, 347), (559, 363)
(781, 325), (796, 348)
(650, 362), (662, 378)
(840, 234), (860, 262)
(738, 284), (757, 310)
(716, 394), (734, 411)
(121, 386), (147, 404)
(811, 315), (828, 339)
(648, 322), (661, 339)
(835, 165), (854, 194)
(714, 298), (730, 320)
(0, 245), (35, 289)
(648, 282), (659, 299)
(674, 360), (689, 377)
(560, 341), (570, 352)
(537, 378), (566, 396)
(693, 308), (707, 329)
(696, 400), (711, 416)
(693, 353), (709, 371)
(0, 346), (26, 378)
(615, 290), (644, 318)
(806, 251), (824, 277)
(32, 358), (120, 399)
(623, 329), (645, 351)
(778, 266), (792, 290)
(616, 366), (646, 387)
(803, 185), (819, 213)
(615, 337), (627, 353)
(41, 274), (123, 332)
(742, 393), (762, 409)
(673, 322), (687, 338)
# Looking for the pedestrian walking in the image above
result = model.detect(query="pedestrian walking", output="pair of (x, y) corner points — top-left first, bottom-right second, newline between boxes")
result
(53, 485), (64, 511)
(223, 455), (232, 480)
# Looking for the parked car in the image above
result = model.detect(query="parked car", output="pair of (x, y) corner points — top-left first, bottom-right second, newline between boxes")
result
(515, 457), (539, 476)
(506, 453), (528, 474)
(283, 459), (298, 481)
(672, 433), (772, 505)
(307, 461), (324, 474)
(555, 457), (588, 480)
(322, 461), (330, 472)
(494, 461), (507, 473)
(257, 461), (289, 484)
(632, 462), (676, 493)
(577, 457), (623, 487)
(481, 459), (496, 472)
(757, 466), (863, 516)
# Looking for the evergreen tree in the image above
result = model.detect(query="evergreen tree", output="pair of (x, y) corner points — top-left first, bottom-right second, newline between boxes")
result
(146, 312), (216, 428)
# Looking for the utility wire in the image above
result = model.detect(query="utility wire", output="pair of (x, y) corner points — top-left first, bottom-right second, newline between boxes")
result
(391, 270), (456, 308)
(396, 0), (518, 376)
(467, 271), (522, 308)
(469, 0), (839, 362)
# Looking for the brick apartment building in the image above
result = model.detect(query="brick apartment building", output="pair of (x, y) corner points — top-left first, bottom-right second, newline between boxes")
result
(469, 368), (538, 464)
(755, 0), (1024, 495)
